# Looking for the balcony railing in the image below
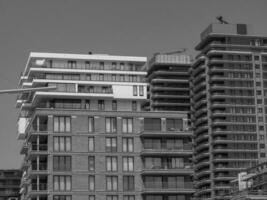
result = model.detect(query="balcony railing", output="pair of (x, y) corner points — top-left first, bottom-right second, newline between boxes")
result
(31, 163), (48, 171)
(30, 144), (48, 152)
(143, 144), (192, 151)
(143, 181), (193, 190)
(143, 164), (193, 170)
(31, 183), (47, 191)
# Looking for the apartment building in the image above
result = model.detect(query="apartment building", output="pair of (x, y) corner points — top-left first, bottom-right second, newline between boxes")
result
(17, 52), (194, 200)
(0, 170), (22, 200)
(230, 161), (267, 200)
(190, 23), (267, 200)
(145, 53), (191, 112)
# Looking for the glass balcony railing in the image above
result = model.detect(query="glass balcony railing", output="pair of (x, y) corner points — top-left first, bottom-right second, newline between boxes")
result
(143, 181), (193, 190)
(30, 144), (48, 151)
(31, 183), (47, 191)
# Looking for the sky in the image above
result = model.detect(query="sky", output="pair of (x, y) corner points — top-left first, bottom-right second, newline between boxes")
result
(0, 0), (267, 169)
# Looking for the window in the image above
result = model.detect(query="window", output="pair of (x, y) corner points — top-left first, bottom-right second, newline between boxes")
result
(53, 196), (72, 200)
(259, 126), (264, 131)
(112, 74), (116, 82)
(53, 156), (71, 171)
(258, 108), (263, 113)
(105, 117), (117, 133)
(260, 144), (265, 148)
(106, 156), (117, 171)
(260, 153), (266, 158)
(123, 176), (134, 191)
(112, 100), (117, 111)
(260, 135), (265, 140)
(120, 63), (125, 70)
(106, 176), (118, 191)
(88, 176), (95, 191)
(89, 196), (95, 200)
(122, 118), (133, 133)
(255, 64), (260, 69)
(132, 101), (137, 111)
(259, 117), (263, 122)
(88, 156), (95, 171)
(106, 196), (118, 200)
(256, 73), (261, 78)
(133, 86), (137, 96)
(53, 176), (71, 191)
(257, 99), (262, 104)
(106, 137), (117, 152)
(144, 118), (161, 131)
(85, 100), (90, 109)
(256, 82), (261, 86)
(98, 100), (105, 110)
(166, 118), (183, 131)
(54, 137), (71, 152)
(123, 157), (134, 172)
(53, 116), (71, 132)
(88, 117), (94, 133)
(257, 90), (262, 95)
(122, 138), (134, 152)
(254, 55), (260, 61)
(88, 137), (94, 152)
(68, 61), (76, 69)
(99, 74), (104, 81)
(100, 62), (104, 70)
(139, 86), (144, 96)
(123, 196), (135, 200)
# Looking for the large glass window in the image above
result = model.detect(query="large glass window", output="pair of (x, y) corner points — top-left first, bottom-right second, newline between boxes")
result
(133, 86), (137, 96)
(88, 117), (94, 132)
(88, 137), (95, 152)
(144, 118), (161, 131)
(106, 156), (117, 172)
(123, 157), (134, 172)
(166, 118), (183, 131)
(54, 137), (71, 152)
(122, 118), (133, 133)
(123, 176), (134, 191)
(53, 156), (71, 171)
(106, 137), (117, 152)
(139, 86), (144, 96)
(123, 196), (135, 200)
(53, 116), (71, 132)
(88, 176), (95, 191)
(88, 156), (95, 171)
(105, 117), (117, 133)
(53, 196), (72, 200)
(53, 176), (71, 191)
(106, 176), (118, 191)
(122, 138), (134, 152)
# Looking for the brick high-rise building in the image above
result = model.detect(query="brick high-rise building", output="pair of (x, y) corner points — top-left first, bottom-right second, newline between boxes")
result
(17, 52), (194, 200)
(191, 23), (267, 200)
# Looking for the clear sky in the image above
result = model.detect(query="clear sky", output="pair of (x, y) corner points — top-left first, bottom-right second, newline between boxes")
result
(0, 0), (267, 169)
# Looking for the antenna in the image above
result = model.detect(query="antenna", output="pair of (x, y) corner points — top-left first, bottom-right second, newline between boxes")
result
(216, 16), (229, 24)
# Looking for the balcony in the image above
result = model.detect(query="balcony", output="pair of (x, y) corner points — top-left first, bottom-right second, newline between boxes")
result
(30, 183), (47, 192)
(142, 182), (194, 193)
(27, 144), (48, 158)
(141, 144), (193, 156)
(142, 164), (193, 175)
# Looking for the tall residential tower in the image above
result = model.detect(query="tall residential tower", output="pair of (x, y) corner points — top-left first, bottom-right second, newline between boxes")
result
(191, 23), (267, 200)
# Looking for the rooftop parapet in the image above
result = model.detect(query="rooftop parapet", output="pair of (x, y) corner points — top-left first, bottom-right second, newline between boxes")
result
(200, 23), (254, 40)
